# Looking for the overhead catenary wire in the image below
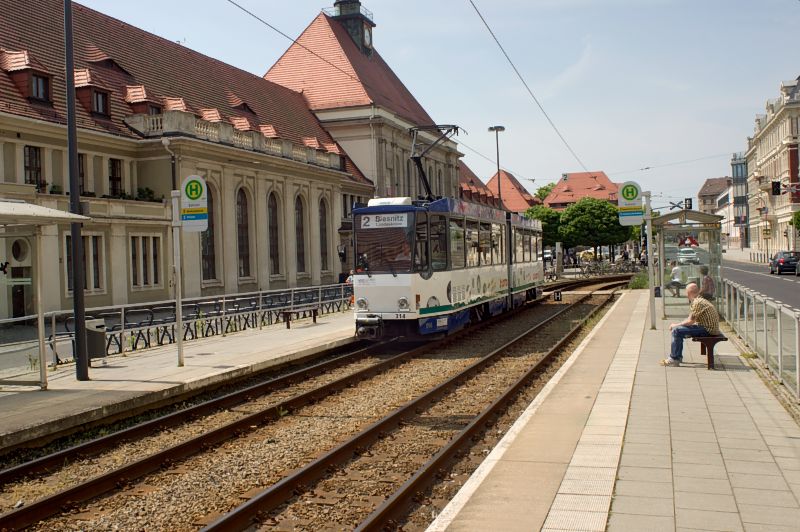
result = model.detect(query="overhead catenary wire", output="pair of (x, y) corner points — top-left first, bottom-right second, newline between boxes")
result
(467, 0), (589, 173)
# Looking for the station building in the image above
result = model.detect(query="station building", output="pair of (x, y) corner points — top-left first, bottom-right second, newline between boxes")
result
(746, 77), (800, 254)
(0, 0), (373, 319)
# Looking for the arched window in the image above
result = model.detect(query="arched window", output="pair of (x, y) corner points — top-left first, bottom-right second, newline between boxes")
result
(295, 196), (306, 273)
(201, 186), (216, 280)
(319, 198), (329, 271)
(268, 192), (280, 275)
(236, 188), (250, 277)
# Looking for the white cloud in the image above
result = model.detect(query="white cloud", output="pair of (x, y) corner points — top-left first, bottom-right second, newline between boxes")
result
(536, 38), (595, 100)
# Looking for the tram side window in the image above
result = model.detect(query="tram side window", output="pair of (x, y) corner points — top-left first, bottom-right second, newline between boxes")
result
(479, 223), (492, 265)
(515, 228), (524, 263)
(466, 220), (480, 267)
(415, 212), (429, 272)
(526, 230), (534, 262)
(491, 223), (503, 265)
(430, 215), (448, 271)
(450, 218), (466, 269)
(535, 235), (542, 261)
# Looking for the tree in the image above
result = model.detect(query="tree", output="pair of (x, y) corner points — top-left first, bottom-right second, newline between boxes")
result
(525, 205), (561, 247)
(535, 182), (556, 202)
(792, 210), (800, 229)
(559, 197), (632, 251)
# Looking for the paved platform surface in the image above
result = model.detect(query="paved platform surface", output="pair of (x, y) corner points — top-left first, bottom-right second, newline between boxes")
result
(0, 312), (355, 450)
(428, 290), (800, 532)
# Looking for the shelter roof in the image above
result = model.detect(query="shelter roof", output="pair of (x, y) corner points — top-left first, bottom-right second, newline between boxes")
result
(652, 209), (723, 227)
(0, 200), (90, 226)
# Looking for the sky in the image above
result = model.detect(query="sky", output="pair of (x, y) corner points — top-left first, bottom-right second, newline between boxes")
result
(77, 0), (800, 209)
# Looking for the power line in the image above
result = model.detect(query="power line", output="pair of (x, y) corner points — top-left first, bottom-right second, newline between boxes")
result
(467, 0), (589, 173)
(608, 152), (732, 176)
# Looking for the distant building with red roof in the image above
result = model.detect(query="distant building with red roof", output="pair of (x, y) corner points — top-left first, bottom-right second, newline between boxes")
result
(458, 163), (501, 208)
(485, 170), (540, 213)
(266, 1), (459, 200)
(544, 171), (619, 210)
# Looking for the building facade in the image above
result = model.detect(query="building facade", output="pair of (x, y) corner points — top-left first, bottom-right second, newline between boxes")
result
(746, 78), (800, 254)
(0, 0), (372, 319)
(543, 171), (618, 211)
(714, 184), (735, 249)
(697, 177), (730, 215)
(730, 151), (749, 248)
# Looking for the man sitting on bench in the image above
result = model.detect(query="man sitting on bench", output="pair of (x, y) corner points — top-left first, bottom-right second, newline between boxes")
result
(662, 282), (720, 367)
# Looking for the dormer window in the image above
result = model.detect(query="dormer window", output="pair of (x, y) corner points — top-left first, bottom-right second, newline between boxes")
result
(148, 104), (162, 115)
(92, 90), (109, 115)
(31, 73), (50, 101)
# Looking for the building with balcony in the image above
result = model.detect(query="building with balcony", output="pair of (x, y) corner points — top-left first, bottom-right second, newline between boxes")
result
(265, 0), (460, 202)
(730, 151), (749, 248)
(746, 77), (800, 254)
(0, 0), (372, 319)
(542, 171), (618, 211)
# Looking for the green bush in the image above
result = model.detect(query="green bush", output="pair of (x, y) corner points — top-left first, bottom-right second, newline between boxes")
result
(628, 271), (649, 289)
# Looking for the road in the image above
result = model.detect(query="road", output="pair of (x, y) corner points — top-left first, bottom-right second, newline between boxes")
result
(722, 258), (800, 310)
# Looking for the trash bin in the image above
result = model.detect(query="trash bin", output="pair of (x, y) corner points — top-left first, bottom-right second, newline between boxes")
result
(85, 318), (107, 359)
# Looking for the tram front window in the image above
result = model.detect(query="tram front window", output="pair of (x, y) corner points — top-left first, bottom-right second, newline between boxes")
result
(355, 213), (414, 273)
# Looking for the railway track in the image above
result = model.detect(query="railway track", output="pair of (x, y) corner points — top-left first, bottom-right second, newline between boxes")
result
(201, 283), (623, 531)
(0, 276), (628, 531)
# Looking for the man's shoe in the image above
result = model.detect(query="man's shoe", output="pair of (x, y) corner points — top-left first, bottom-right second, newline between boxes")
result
(660, 358), (680, 367)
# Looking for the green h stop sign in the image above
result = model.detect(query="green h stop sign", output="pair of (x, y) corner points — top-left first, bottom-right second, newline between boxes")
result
(621, 182), (640, 202)
(180, 175), (208, 232)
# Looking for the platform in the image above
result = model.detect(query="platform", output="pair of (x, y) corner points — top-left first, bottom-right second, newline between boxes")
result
(0, 311), (356, 451)
(428, 290), (800, 532)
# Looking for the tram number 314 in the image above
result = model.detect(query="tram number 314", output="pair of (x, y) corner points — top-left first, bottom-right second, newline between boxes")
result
(554, 291), (563, 302)
(394, 313), (407, 319)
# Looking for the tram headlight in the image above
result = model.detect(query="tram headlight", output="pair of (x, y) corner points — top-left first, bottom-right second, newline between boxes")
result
(398, 297), (410, 310)
(356, 297), (369, 310)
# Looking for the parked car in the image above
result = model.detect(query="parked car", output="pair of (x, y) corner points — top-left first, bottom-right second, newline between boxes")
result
(543, 249), (553, 264)
(768, 251), (799, 275)
(677, 248), (700, 265)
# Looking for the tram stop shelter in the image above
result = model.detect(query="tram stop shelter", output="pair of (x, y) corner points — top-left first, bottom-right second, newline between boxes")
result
(651, 209), (722, 319)
(0, 199), (90, 390)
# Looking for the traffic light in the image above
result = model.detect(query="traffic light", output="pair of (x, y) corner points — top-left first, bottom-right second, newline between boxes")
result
(684, 198), (693, 210)
(772, 181), (782, 195)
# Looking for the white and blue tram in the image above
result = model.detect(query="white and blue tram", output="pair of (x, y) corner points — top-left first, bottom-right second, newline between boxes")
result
(352, 197), (544, 339)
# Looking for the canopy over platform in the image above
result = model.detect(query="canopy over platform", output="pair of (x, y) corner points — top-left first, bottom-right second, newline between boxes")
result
(0, 199), (89, 227)
(0, 199), (90, 390)
(652, 209), (723, 228)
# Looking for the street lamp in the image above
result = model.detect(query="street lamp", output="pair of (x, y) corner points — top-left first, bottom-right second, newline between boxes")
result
(488, 125), (505, 210)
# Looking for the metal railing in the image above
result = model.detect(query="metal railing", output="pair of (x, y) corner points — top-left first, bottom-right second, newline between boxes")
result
(719, 279), (799, 400)
(0, 283), (353, 367)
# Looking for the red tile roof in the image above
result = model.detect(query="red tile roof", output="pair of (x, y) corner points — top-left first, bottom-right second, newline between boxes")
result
(0, 0), (370, 185)
(485, 170), (540, 212)
(544, 171), (618, 209)
(265, 13), (434, 126)
(458, 163), (500, 208)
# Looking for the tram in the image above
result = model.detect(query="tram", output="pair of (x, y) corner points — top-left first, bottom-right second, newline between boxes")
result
(352, 196), (544, 339)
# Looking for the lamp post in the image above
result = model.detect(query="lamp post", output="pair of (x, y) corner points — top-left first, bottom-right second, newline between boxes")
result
(488, 126), (505, 210)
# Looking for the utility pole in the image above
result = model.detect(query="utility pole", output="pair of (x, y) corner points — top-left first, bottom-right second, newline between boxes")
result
(64, 0), (89, 380)
(644, 191), (656, 330)
(489, 125), (505, 209)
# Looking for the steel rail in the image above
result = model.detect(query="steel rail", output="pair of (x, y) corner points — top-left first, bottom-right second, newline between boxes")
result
(0, 276), (625, 530)
(0, 340), (378, 485)
(356, 285), (623, 530)
(200, 283), (624, 531)
(0, 283), (568, 530)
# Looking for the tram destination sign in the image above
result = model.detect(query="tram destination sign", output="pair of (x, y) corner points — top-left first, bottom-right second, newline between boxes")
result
(360, 213), (408, 229)
(180, 175), (208, 232)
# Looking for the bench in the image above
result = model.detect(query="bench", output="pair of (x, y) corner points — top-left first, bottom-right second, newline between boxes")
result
(280, 306), (319, 329)
(692, 334), (727, 370)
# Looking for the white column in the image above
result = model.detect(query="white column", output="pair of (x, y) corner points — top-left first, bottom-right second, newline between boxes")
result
(284, 184), (298, 286)
(310, 189), (321, 285)
(332, 185), (343, 279)
(15, 143), (25, 184)
(99, 156), (109, 196)
(0, 140), (5, 182)
(255, 176), (270, 290)
(86, 153), (95, 194)
(43, 148), (53, 191)
(109, 223), (128, 305)
(122, 158), (131, 195)
(222, 167), (237, 292)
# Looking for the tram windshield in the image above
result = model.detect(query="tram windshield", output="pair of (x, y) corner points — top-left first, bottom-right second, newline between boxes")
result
(355, 212), (415, 273)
